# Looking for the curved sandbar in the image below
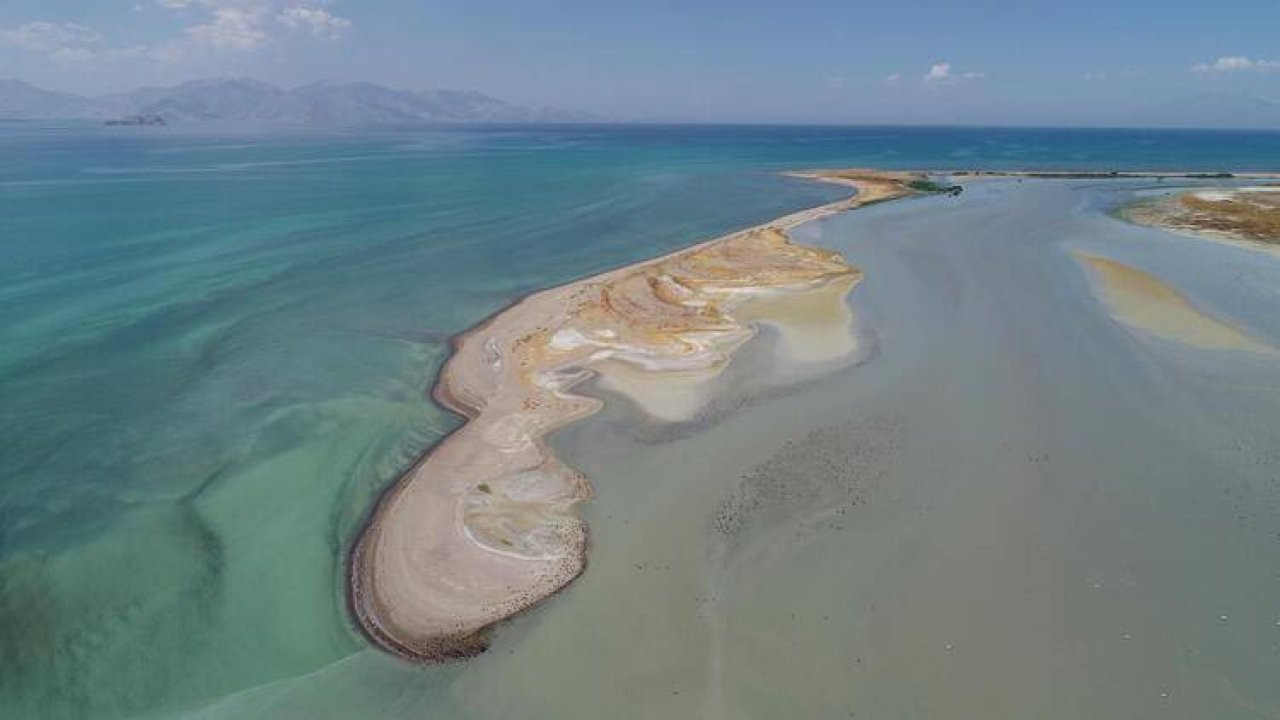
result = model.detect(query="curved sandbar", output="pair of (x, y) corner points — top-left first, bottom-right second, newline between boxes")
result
(348, 170), (924, 661)
(1072, 251), (1269, 351)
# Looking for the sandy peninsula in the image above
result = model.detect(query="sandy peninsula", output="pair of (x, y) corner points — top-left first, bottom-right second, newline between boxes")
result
(950, 169), (1280, 181)
(348, 168), (1280, 662)
(1122, 185), (1280, 249)
(347, 169), (927, 661)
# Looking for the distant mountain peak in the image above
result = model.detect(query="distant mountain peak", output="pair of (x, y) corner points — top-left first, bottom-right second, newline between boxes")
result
(0, 78), (93, 119)
(0, 77), (599, 125)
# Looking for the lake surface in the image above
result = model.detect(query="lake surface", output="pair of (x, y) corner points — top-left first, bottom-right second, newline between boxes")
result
(3, 124), (1280, 718)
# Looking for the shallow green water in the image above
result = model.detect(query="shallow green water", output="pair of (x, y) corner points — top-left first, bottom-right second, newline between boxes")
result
(4, 124), (1280, 718)
(0, 124), (854, 719)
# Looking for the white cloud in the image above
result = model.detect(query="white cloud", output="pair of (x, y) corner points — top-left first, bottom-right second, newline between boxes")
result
(3, 2), (349, 69)
(3, 3), (350, 69)
(184, 6), (272, 50)
(49, 46), (97, 63)
(151, 1), (350, 62)
(884, 72), (901, 86)
(277, 6), (350, 40)
(156, 0), (219, 8)
(0, 21), (102, 54)
(1192, 56), (1280, 74)
(0, 21), (106, 63)
(923, 61), (985, 84)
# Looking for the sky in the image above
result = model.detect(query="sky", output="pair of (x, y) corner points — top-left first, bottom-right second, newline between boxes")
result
(1, 0), (1279, 125)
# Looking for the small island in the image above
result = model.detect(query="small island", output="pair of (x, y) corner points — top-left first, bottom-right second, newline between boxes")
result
(1123, 186), (1280, 245)
(104, 113), (166, 127)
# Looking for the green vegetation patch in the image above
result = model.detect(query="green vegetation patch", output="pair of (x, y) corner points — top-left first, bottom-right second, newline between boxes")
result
(909, 179), (964, 196)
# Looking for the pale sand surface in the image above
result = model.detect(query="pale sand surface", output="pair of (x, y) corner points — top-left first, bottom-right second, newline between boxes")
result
(592, 361), (726, 423)
(733, 274), (860, 364)
(349, 169), (923, 660)
(1072, 251), (1269, 351)
(592, 273), (861, 421)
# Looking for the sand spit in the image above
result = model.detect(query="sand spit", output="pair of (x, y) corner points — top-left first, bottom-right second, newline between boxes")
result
(1072, 251), (1269, 351)
(951, 170), (1280, 181)
(1122, 186), (1280, 249)
(349, 170), (924, 661)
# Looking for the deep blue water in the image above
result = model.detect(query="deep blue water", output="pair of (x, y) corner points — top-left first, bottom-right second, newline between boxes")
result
(2, 122), (1279, 719)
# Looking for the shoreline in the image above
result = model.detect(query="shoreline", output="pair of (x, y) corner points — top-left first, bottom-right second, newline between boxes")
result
(346, 167), (1279, 663)
(347, 169), (925, 662)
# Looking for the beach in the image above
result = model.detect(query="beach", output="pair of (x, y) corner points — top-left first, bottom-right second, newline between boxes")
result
(349, 170), (924, 660)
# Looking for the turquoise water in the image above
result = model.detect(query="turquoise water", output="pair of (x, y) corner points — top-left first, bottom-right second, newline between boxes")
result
(3, 123), (1280, 719)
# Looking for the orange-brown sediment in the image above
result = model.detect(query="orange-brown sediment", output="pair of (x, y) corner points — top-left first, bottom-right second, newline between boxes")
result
(1123, 186), (1280, 247)
(1072, 251), (1269, 351)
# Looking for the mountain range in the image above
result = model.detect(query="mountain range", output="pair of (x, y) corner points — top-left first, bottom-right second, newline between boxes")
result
(4, 77), (1279, 129)
(0, 77), (599, 125)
